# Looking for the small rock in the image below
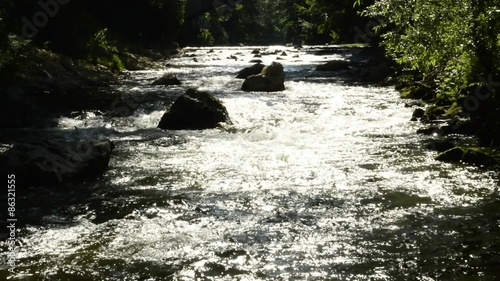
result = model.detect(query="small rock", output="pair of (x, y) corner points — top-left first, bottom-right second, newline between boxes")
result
(412, 108), (425, 119)
(152, 74), (181, 86)
(436, 147), (464, 162)
(425, 138), (457, 152)
(416, 126), (443, 136)
(316, 60), (350, 71)
(236, 63), (265, 79)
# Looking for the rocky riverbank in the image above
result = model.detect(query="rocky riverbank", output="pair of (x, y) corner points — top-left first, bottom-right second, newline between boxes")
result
(0, 43), (171, 190)
(398, 76), (500, 169)
(0, 43), (168, 130)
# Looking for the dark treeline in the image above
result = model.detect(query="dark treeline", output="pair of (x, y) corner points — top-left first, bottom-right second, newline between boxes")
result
(181, 0), (374, 46)
(0, 0), (186, 84)
(0, 0), (371, 82)
(1, 0), (185, 53)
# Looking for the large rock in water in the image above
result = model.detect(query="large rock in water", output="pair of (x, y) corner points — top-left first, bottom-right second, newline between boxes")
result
(152, 74), (181, 86)
(157, 89), (232, 130)
(316, 60), (350, 71)
(0, 139), (114, 186)
(241, 62), (285, 92)
(236, 63), (265, 79)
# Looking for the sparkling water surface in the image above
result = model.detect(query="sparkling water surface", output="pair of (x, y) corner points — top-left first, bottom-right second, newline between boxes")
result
(1, 46), (498, 281)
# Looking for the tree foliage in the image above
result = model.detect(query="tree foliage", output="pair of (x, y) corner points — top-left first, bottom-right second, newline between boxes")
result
(363, 0), (500, 97)
(1, 0), (186, 56)
(182, 0), (372, 45)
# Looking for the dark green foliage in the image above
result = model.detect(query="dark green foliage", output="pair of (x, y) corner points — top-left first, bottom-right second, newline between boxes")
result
(363, 0), (500, 94)
(361, 0), (500, 148)
(181, 0), (373, 45)
(1, 0), (185, 59)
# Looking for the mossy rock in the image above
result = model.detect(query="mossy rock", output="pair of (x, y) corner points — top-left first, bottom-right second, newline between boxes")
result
(157, 88), (232, 130)
(444, 102), (462, 118)
(422, 105), (447, 122)
(436, 147), (465, 162)
(462, 148), (499, 167)
(152, 74), (181, 86)
(316, 60), (350, 71)
(399, 83), (435, 101)
(425, 138), (457, 152)
(436, 146), (500, 167)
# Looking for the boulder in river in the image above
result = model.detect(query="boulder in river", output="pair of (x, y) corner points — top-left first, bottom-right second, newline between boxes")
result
(316, 60), (350, 71)
(236, 63), (265, 79)
(241, 61), (285, 92)
(157, 88), (232, 130)
(152, 74), (182, 86)
(0, 139), (114, 186)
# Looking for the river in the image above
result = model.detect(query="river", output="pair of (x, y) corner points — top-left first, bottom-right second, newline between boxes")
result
(1, 46), (499, 280)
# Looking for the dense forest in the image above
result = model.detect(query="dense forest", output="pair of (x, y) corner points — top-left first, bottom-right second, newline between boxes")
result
(0, 0), (374, 74)
(1, 0), (499, 153)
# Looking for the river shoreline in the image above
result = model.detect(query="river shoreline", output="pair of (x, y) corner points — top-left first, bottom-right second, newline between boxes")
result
(395, 74), (500, 170)
(2, 44), (498, 171)
(1, 44), (498, 280)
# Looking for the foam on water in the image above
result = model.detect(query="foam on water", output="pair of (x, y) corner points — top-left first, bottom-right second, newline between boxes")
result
(2, 46), (498, 280)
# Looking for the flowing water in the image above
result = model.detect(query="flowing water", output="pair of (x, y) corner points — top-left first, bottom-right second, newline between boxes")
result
(1, 46), (499, 280)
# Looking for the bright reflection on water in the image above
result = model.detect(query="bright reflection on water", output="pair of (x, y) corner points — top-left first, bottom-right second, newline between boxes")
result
(1, 46), (499, 280)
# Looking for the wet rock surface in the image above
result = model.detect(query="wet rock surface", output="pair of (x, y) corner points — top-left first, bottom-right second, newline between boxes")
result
(0, 139), (114, 186)
(158, 88), (232, 130)
(241, 62), (285, 92)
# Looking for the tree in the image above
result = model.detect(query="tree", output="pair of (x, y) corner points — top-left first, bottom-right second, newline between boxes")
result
(362, 0), (500, 146)
(363, 0), (500, 96)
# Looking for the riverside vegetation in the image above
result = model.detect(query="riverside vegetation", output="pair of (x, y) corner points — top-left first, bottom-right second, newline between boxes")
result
(358, 0), (500, 167)
(1, 0), (499, 167)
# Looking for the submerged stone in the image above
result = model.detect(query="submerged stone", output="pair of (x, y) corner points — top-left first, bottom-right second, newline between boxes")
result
(436, 146), (500, 167)
(152, 74), (181, 86)
(316, 60), (350, 71)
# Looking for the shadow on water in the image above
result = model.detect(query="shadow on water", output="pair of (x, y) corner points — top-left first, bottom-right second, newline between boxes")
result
(0, 173), (191, 229)
(349, 193), (500, 281)
(0, 127), (191, 230)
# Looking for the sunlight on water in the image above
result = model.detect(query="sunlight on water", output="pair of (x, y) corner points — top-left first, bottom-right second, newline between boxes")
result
(2, 46), (498, 280)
